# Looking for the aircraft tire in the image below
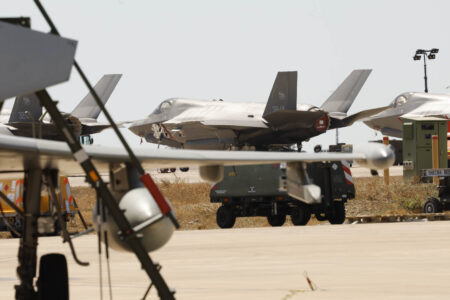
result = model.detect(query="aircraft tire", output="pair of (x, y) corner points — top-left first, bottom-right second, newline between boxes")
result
(180, 167), (189, 172)
(267, 214), (286, 227)
(216, 206), (236, 229)
(37, 253), (69, 300)
(291, 203), (311, 226)
(423, 198), (443, 214)
(327, 201), (346, 224)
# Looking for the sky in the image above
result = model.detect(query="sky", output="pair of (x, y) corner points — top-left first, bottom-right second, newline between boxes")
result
(2, 0), (450, 151)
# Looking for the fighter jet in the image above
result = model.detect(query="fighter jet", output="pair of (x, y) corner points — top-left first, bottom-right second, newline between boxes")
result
(0, 74), (122, 140)
(363, 92), (450, 138)
(129, 70), (388, 150)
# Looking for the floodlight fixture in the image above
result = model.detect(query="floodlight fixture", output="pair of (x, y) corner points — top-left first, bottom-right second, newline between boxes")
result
(413, 48), (439, 93)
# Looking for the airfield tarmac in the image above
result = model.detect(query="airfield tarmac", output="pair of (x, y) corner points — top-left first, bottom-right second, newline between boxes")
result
(0, 220), (449, 299)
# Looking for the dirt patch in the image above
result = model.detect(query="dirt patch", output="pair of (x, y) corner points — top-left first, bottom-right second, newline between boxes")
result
(1, 176), (440, 238)
(66, 176), (438, 233)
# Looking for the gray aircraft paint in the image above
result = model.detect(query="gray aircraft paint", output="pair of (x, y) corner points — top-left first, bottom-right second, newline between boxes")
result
(129, 69), (384, 150)
(0, 21), (76, 101)
(363, 92), (450, 138)
(2, 74), (122, 139)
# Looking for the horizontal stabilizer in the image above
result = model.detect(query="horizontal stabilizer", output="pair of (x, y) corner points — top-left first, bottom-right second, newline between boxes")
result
(0, 21), (77, 101)
(329, 106), (389, 129)
(321, 69), (372, 113)
(264, 110), (327, 131)
(263, 71), (297, 117)
(71, 74), (122, 119)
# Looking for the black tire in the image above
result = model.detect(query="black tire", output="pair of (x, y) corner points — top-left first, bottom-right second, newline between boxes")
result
(8, 228), (20, 238)
(424, 198), (443, 213)
(327, 201), (346, 224)
(37, 253), (69, 300)
(315, 213), (327, 221)
(8, 218), (22, 238)
(267, 214), (286, 227)
(216, 206), (236, 228)
(291, 204), (311, 226)
(169, 168), (176, 173)
(180, 167), (189, 172)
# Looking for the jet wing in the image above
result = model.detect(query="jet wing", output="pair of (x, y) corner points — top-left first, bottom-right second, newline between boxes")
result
(0, 134), (394, 173)
(165, 110), (267, 129)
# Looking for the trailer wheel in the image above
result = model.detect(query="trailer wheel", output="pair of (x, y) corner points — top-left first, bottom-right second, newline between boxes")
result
(216, 206), (236, 228)
(291, 204), (311, 226)
(267, 214), (286, 227)
(37, 253), (69, 300)
(8, 218), (22, 238)
(424, 198), (443, 213)
(327, 201), (346, 224)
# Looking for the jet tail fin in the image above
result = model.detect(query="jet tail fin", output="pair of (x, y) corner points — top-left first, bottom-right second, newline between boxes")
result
(71, 74), (122, 119)
(8, 94), (42, 123)
(263, 71), (297, 117)
(320, 69), (372, 113)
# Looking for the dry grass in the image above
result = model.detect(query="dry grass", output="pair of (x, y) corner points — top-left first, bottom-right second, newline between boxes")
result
(1, 176), (439, 238)
(348, 176), (437, 216)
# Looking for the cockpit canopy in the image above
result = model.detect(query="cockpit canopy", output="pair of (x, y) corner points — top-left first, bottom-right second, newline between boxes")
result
(151, 99), (174, 115)
(390, 93), (413, 108)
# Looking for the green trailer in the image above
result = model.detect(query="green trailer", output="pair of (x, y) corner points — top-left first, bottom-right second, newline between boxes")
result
(210, 161), (355, 228)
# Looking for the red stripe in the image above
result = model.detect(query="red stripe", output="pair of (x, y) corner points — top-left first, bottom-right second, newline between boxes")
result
(140, 173), (171, 215)
(342, 165), (351, 176)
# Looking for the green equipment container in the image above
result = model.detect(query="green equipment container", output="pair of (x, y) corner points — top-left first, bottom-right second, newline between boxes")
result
(402, 117), (448, 182)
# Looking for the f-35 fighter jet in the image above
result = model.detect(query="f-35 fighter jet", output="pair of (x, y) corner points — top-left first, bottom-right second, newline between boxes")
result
(129, 70), (387, 150)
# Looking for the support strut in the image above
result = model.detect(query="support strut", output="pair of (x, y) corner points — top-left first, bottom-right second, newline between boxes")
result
(35, 90), (175, 299)
(15, 168), (42, 300)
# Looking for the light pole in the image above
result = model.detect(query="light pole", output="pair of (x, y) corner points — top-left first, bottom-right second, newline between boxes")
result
(413, 48), (439, 93)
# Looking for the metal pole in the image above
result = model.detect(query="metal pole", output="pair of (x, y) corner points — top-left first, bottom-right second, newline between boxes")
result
(383, 136), (390, 185)
(423, 54), (428, 93)
(432, 135), (439, 185)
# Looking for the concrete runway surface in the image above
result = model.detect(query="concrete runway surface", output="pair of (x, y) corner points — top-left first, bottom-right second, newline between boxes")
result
(1, 221), (450, 299)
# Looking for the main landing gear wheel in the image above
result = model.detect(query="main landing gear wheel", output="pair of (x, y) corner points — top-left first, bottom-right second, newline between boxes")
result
(424, 198), (443, 213)
(291, 203), (311, 226)
(327, 201), (346, 224)
(216, 206), (236, 228)
(267, 214), (286, 227)
(37, 253), (69, 300)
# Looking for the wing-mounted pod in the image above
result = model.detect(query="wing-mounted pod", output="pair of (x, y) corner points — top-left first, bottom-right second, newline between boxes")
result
(284, 162), (322, 204)
(97, 163), (175, 253)
(199, 165), (224, 182)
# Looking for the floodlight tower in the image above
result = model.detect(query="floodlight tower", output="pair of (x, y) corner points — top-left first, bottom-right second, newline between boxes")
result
(413, 48), (439, 93)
